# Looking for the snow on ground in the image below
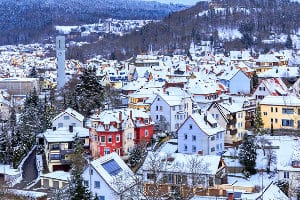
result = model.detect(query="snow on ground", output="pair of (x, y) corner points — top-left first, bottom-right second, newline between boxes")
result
(0, 165), (20, 175)
(217, 28), (242, 40)
(55, 26), (78, 34)
(8, 189), (47, 198)
(227, 172), (276, 189)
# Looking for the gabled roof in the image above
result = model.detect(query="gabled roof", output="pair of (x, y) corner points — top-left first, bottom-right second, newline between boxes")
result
(186, 113), (225, 136)
(89, 152), (135, 193)
(43, 127), (89, 143)
(259, 78), (289, 96)
(52, 107), (84, 123)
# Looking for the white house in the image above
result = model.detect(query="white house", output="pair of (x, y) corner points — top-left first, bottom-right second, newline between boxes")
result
(218, 68), (250, 94)
(150, 90), (192, 133)
(177, 113), (225, 156)
(252, 78), (289, 102)
(82, 152), (136, 200)
(52, 107), (84, 129)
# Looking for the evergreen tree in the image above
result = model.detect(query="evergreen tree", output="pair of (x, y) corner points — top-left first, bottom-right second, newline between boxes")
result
(75, 67), (104, 116)
(254, 104), (265, 135)
(251, 71), (258, 92)
(285, 34), (293, 49)
(69, 139), (92, 200)
(29, 66), (38, 78)
(239, 134), (257, 174)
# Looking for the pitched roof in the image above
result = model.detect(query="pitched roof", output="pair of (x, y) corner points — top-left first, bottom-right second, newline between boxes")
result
(52, 107), (84, 123)
(90, 152), (135, 193)
(189, 113), (225, 136)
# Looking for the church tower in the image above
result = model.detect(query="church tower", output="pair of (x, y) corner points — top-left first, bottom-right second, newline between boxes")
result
(56, 36), (66, 90)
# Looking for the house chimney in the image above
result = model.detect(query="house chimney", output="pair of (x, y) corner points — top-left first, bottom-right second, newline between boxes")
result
(119, 111), (122, 122)
(69, 125), (73, 133)
(52, 127), (56, 131)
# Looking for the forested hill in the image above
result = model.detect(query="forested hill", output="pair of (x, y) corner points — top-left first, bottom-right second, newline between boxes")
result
(0, 0), (186, 45)
(70, 0), (300, 61)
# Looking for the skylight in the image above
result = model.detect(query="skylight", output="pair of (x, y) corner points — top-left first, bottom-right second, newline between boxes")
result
(102, 159), (122, 176)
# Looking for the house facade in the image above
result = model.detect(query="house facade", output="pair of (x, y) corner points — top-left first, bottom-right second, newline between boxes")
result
(89, 109), (154, 159)
(52, 107), (84, 129)
(150, 92), (192, 133)
(43, 126), (89, 172)
(260, 95), (300, 130)
(82, 152), (136, 200)
(177, 113), (225, 156)
(142, 152), (227, 199)
(219, 69), (250, 95)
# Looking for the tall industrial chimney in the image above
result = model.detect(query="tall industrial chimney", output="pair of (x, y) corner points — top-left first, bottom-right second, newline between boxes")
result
(56, 36), (66, 90)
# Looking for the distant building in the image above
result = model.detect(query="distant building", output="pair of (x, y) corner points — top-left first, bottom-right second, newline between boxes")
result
(0, 77), (39, 95)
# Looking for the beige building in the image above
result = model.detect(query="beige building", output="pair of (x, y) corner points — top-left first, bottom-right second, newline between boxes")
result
(0, 77), (40, 95)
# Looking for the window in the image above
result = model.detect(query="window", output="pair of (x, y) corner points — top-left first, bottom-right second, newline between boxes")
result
(172, 106), (175, 111)
(215, 114), (219, 120)
(144, 118), (149, 124)
(100, 136), (106, 143)
(176, 175), (187, 184)
(167, 174), (174, 184)
(263, 112), (267, 116)
(271, 107), (273, 112)
(90, 169), (93, 175)
(189, 124), (193, 130)
(192, 135), (196, 141)
(211, 136), (215, 141)
(184, 145), (187, 151)
(156, 106), (158, 111)
(108, 135), (112, 143)
(147, 173), (156, 180)
(271, 118), (273, 123)
(99, 196), (105, 200)
(104, 148), (110, 155)
(50, 154), (60, 160)
(275, 118), (278, 123)
(275, 107), (278, 112)
(160, 106), (163, 111)
(282, 119), (294, 127)
(184, 134), (187, 140)
(216, 133), (219, 139)
(84, 180), (88, 187)
(58, 123), (63, 128)
(127, 133), (133, 140)
(298, 109), (300, 115)
(282, 108), (294, 114)
(192, 145), (196, 152)
(157, 97), (160, 101)
(284, 171), (289, 179)
(64, 115), (70, 120)
(94, 181), (100, 189)
(216, 144), (219, 150)
(116, 134), (120, 142)
(179, 105), (182, 110)
(94, 135), (99, 142)
(211, 147), (215, 152)
(156, 115), (159, 120)
(51, 144), (60, 150)
(145, 129), (149, 137)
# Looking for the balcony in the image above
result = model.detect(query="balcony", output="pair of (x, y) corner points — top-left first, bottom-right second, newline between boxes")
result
(60, 149), (74, 156)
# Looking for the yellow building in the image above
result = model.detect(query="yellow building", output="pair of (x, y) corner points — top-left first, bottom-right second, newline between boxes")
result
(260, 95), (300, 129)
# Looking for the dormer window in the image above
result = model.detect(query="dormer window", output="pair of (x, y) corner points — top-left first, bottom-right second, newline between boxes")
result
(104, 124), (109, 130)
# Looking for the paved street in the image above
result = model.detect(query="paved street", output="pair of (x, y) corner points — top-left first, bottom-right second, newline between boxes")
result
(13, 147), (38, 189)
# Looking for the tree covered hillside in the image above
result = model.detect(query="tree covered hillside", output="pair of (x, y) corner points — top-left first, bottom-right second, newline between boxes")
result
(68, 0), (300, 61)
(0, 0), (186, 45)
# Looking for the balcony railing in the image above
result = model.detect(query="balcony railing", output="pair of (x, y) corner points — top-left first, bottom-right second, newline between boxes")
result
(60, 149), (74, 156)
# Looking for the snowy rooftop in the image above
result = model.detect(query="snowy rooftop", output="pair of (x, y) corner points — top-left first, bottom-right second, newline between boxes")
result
(52, 107), (84, 123)
(41, 171), (71, 181)
(190, 113), (225, 136)
(260, 95), (300, 106)
(43, 127), (89, 143)
(142, 152), (221, 175)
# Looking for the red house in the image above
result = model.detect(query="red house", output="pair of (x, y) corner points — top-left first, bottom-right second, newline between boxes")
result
(89, 109), (154, 159)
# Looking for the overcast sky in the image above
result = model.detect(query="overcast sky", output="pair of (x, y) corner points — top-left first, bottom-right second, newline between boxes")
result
(142, 0), (202, 6)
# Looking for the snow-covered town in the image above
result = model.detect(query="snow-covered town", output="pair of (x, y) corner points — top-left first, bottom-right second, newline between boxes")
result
(0, 35), (300, 199)
(1, 0), (300, 199)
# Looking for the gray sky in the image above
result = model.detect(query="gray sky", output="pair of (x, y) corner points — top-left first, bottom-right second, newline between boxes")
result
(142, 0), (203, 6)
